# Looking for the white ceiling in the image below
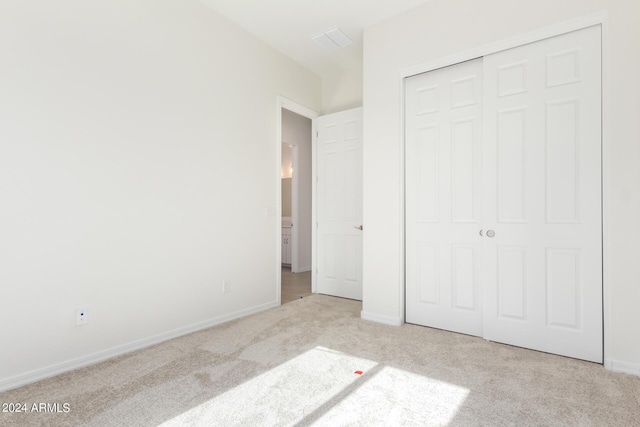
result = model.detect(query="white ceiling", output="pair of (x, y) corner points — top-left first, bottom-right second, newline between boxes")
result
(199, 0), (432, 81)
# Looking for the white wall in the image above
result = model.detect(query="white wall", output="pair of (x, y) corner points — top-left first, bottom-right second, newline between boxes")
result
(281, 178), (292, 217)
(362, 0), (640, 373)
(322, 66), (364, 114)
(281, 144), (293, 217)
(0, 0), (321, 389)
(282, 109), (313, 272)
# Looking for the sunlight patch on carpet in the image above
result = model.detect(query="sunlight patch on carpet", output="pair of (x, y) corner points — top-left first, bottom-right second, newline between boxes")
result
(160, 346), (378, 426)
(160, 346), (469, 425)
(312, 365), (469, 425)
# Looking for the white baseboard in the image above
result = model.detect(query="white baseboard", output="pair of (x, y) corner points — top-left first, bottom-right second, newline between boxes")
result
(0, 300), (279, 393)
(361, 310), (403, 326)
(604, 358), (640, 377)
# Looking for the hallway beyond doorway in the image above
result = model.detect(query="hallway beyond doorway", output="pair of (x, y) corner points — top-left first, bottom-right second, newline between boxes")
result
(281, 267), (312, 304)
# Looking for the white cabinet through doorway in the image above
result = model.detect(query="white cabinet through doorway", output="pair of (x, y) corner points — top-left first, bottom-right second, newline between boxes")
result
(282, 225), (292, 266)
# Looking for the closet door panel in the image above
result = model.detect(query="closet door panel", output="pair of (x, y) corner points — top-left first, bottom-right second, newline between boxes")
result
(482, 25), (602, 363)
(405, 58), (483, 337)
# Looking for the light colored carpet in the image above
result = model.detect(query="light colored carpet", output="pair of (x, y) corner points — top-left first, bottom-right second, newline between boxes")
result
(1, 294), (639, 426)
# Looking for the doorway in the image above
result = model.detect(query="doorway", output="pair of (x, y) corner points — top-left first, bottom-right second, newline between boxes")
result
(277, 98), (318, 304)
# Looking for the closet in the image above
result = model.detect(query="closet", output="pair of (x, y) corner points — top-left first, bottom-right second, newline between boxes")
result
(405, 25), (602, 362)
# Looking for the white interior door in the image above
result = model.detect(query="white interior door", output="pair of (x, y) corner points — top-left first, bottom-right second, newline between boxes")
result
(482, 25), (602, 362)
(405, 58), (484, 336)
(405, 26), (602, 363)
(317, 107), (363, 300)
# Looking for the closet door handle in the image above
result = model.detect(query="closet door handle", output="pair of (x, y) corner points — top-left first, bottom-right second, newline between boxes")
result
(479, 229), (496, 237)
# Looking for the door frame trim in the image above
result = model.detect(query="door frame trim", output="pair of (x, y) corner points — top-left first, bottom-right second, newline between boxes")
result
(399, 11), (609, 363)
(276, 97), (319, 304)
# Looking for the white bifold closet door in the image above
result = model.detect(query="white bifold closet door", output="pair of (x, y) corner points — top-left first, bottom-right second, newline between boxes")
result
(482, 26), (602, 362)
(405, 25), (602, 363)
(405, 58), (484, 337)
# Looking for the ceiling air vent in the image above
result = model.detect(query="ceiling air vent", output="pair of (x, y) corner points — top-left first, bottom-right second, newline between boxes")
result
(312, 27), (354, 52)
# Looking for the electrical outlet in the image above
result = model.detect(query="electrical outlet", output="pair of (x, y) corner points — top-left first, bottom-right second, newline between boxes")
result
(75, 307), (89, 326)
(222, 280), (230, 294)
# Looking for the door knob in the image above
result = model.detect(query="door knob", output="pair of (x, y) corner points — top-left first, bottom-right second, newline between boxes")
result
(354, 225), (363, 231)
(486, 230), (495, 238)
